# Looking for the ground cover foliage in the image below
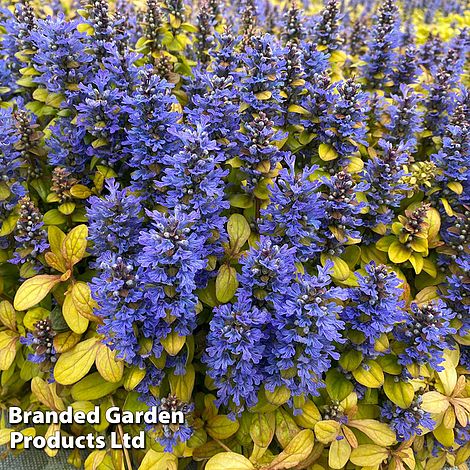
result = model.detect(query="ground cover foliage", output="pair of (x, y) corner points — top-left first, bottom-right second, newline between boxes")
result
(0, 0), (469, 468)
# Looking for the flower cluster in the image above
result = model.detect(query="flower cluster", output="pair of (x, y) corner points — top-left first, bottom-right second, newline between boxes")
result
(0, 0), (469, 467)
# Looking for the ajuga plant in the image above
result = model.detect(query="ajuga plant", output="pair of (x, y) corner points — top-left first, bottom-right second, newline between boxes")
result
(0, 0), (469, 469)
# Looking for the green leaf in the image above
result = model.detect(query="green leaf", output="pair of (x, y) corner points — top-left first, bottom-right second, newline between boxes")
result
(287, 104), (310, 115)
(229, 194), (254, 208)
(348, 419), (396, 446)
(433, 422), (454, 447)
(160, 330), (186, 356)
(14, 275), (62, 311)
(0, 214), (19, 236)
(215, 265), (238, 303)
(124, 367), (146, 391)
(168, 364), (195, 402)
(43, 209), (67, 225)
(206, 452), (254, 470)
(138, 450), (177, 470)
(352, 360), (384, 388)
(32, 88), (49, 102)
(269, 429), (314, 470)
(265, 386), (291, 406)
(326, 369), (354, 401)
(339, 350), (363, 371)
(255, 91), (272, 100)
(71, 372), (122, 401)
(383, 375), (414, 409)
(388, 241), (411, 264)
(54, 338), (99, 385)
(206, 415), (239, 440)
(58, 202), (76, 215)
(227, 214), (251, 252)
(318, 143), (338, 161)
(350, 444), (389, 467)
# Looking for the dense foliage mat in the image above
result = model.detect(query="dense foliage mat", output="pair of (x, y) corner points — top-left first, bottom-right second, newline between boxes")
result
(0, 0), (469, 468)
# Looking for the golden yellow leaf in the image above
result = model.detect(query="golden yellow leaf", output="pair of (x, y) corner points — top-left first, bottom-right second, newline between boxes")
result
(206, 415), (240, 440)
(269, 429), (314, 470)
(138, 450), (178, 470)
(161, 330), (186, 356)
(63, 288), (89, 334)
(168, 364), (195, 402)
(0, 330), (19, 370)
(14, 275), (62, 311)
(95, 344), (124, 383)
(421, 392), (450, 414)
(31, 377), (65, 411)
(348, 419), (396, 446)
(54, 337), (99, 385)
(71, 281), (99, 322)
(124, 366), (146, 391)
(314, 420), (341, 444)
(329, 436), (351, 469)
(350, 444), (389, 467)
(61, 224), (88, 267)
(0, 300), (16, 330)
(53, 331), (82, 353)
(206, 452), (254, 470)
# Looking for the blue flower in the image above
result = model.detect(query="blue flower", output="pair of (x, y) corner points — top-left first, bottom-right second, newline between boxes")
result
(443, 256), (470, 339)
(160, 119), (229, 263)
(87, 179), (143, 260)
(342, 262), (405, 356)
(313, 0), (342, 53)
(74, 69), (129, 167)
(323, 78), (367, 164)
(20, 319), (57, 375)
(0, 106), (27, 248)
(10, 195), (48, 269)
(419, 33), (445, 74)
(30, 15), (92, 94)
(385, 85), (423, 148)
(382, 395), (435, 441)
(204, 292), (269, 416)
(91, 254), (147, 365)
(391, 47), (421, 92)
(265, 262), (346, 402)
(236, 112), (288, 194)
(282, 1), (306, 43)
(395, 301), (456, 371)
(137, 207), (207, 339)
(0, 2), (37, 83)
(361, 0), (400, 88)
(318, 171), (368, 255)
(431, 90), (469, 186)
(122, 70), (181, 197)
(239, 236), (297, 300)
(361, 139), (409, 229)
(152, 395), (194, 452)
(239, 34), (286, 120)
(259, 156), (324, 261)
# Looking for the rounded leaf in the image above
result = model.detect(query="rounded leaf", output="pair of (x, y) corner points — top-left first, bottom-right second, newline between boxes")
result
(54, 338), (99, 385)
(206, 452), (254, 470)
